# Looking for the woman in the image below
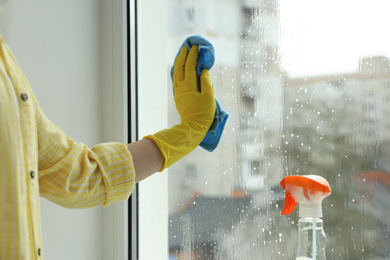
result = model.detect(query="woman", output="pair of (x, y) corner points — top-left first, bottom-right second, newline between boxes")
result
(0, 2), (216, 257)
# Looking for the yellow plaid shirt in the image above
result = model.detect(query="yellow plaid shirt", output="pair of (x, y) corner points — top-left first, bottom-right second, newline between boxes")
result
(0, 37), (135, 259)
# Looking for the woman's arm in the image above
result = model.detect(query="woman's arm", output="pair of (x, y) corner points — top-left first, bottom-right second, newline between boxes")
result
(127, 138), (164, 183)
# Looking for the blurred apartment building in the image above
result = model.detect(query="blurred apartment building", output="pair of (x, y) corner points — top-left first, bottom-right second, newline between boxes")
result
(283, 56), (390, 172)
(167, 0), (283, 258)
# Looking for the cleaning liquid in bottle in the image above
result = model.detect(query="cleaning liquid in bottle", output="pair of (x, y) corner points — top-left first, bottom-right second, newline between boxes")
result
(280, 175), (331, 260)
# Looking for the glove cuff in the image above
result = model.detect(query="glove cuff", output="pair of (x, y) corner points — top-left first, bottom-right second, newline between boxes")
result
(143, 122), (207, 172)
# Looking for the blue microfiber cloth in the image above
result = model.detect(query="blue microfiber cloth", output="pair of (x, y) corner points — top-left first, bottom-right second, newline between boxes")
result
(170, 34), (229, 152)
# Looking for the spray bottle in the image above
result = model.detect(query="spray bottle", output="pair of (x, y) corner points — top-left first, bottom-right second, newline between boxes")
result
(280, 175), (331, 260)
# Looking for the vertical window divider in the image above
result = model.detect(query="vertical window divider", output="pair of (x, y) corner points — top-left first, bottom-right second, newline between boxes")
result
(128, 0), (139, 259)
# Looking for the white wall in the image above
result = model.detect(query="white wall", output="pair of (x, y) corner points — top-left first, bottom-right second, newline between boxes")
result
(4, 1), (107, 259)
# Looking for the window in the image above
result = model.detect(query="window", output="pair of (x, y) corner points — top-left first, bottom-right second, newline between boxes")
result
(250, 160), (261, 175)
(137, 0), (390, 259)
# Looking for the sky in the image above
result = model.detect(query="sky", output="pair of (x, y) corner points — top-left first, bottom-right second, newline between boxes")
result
(279, 0), (390, 77)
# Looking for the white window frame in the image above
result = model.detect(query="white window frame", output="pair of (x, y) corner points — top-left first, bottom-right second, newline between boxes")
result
(102, 0), (169, 259)
(137, 0), (169, 259)
(101, 0), (132, 259)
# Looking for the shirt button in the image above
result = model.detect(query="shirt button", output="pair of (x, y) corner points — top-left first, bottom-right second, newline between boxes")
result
(21, 93), (28, 101)
(30, 171), (35, 179)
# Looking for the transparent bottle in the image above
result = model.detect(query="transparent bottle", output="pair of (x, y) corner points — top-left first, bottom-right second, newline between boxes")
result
(296, 217), (327, 260)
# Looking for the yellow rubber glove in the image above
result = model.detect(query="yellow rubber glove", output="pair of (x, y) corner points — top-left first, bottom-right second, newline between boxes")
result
(143, 45), (216, 171)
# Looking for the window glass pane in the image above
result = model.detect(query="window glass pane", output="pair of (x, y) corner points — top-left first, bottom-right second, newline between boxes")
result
(167, 0), (390, 259)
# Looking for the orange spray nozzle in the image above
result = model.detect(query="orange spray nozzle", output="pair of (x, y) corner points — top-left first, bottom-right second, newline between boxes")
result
(280, 175), (331, 217)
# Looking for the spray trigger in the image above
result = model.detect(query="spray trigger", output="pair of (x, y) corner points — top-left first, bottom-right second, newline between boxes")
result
(281, 190), (298, 215)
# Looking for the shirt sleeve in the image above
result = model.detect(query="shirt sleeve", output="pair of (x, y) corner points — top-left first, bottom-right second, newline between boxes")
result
(36, 100), (136, 209)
